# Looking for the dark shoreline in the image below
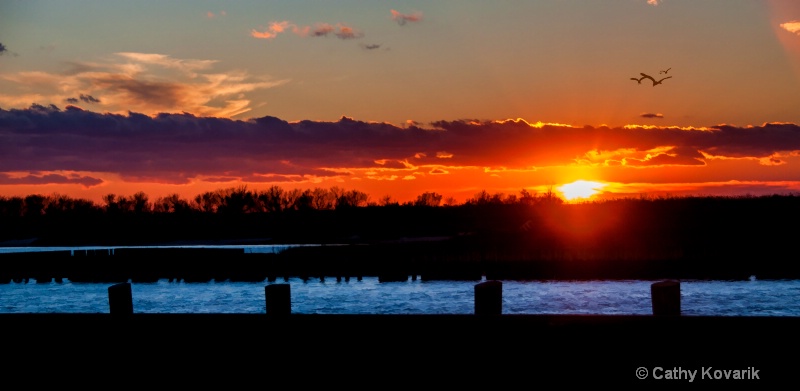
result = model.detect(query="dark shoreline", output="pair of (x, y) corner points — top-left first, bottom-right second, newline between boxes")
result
(4, 313), (797, 385)
(3, 241), (800, 282)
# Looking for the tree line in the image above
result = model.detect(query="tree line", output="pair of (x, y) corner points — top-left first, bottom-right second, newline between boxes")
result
(0, 185), (565, 217)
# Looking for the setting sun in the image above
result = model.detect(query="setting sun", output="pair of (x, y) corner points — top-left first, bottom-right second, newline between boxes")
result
(558, 180), (607, 201)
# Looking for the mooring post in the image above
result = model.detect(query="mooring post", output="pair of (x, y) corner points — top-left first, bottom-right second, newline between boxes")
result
(265, 283), (291, 315)
(651, 280), (681, 316)
(475, 280), (503, 315)
(108, 282), (133, 315)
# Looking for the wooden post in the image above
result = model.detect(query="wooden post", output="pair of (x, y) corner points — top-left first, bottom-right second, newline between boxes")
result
(475, 280), (502, 315)
(265, 283), (291, 315)
(108, 282), (133, 315)
(651, 280), (680, 316)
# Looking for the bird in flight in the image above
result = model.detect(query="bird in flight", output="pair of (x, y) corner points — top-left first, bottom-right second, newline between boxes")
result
(630, 76), (645, 84)
(639, 73), (672, 86)
(659, 67), (671, 74)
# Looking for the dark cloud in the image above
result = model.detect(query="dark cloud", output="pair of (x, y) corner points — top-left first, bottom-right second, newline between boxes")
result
(624, 147), (706, 167)
(308, 23), (363, 39)
(2, 107), (800, 185)
(640, 113), (663, 119)
(374, 160), (408, 169)
(360, 43), (381, 50)
(80, 94), (101, 103)
(0, 42), (17, 57)
(89, 74), (185, 107)
(0, 172), (103, 187)
(64, 94), (101, 104)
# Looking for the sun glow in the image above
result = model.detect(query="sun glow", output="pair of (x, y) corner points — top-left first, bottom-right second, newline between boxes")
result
(558, 180), (607, 201)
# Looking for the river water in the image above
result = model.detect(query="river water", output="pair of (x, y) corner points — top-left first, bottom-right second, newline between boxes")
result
(1, 277), (798, 316)
(2, 245), (799, 315)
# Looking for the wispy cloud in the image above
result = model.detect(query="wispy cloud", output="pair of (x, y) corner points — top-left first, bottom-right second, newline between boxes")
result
(0, 42), (7, 55)
(640, 113), (664, 119)
(391, 10), (423, 25)
(0, 52), (287, 118)
(360, 43), (382, 50)
(251, 21), (363, 40)
(780, 20), (800, 35)
(647, 0), (661, 6)
(251, 21), (295, 39)
(206, 10), (226, 19)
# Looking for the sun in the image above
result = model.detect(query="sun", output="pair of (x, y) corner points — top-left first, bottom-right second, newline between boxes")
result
(558, 180), (607, 201)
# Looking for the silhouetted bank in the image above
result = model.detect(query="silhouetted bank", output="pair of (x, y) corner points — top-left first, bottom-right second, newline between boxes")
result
(3, 313), (797, 386)
(3, 194), (800, 280)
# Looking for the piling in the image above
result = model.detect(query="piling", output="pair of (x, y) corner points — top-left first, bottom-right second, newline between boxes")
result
(475, 280), (503, 315)
(108, 282), (134, 315)
(265, 283), (291, 315)
(651, 280), (681, 316)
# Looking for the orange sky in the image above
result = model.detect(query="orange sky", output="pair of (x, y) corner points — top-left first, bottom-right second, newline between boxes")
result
(2, 1), (800, 205)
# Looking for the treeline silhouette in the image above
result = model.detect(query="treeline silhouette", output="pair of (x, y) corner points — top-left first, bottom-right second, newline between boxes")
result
(3, 186), (800, 278)
(1, 185), (799, 262)
(0, 185), (561, 216)
(0, 185), (564, 245)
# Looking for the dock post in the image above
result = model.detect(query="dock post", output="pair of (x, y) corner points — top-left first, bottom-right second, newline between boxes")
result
(651, 280), (681, 316)
(475, 280), (502, 315)
(265, 283), (291, 315)
(108, 282), (133, 315)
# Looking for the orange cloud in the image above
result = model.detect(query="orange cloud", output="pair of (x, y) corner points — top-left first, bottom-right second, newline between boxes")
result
(391, 10), (423, 25)
(781, 21), (800, 35)
(0, 52), (288, 118)
(252, 21), (363, 40)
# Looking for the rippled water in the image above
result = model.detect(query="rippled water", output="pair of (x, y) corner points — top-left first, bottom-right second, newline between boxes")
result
(2, 277), (798, 316)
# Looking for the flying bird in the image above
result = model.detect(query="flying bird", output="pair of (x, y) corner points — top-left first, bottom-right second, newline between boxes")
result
(630, 76), (645, 84)
(639, 73), (672, 86)
(659, 67), (671, 74)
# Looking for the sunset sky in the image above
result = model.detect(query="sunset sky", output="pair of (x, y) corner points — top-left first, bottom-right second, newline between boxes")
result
(2, 0), (800, 205)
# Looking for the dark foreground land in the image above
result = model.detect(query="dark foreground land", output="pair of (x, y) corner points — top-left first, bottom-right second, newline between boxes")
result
(4, 195), (800, 280)
(4, 195), (800, 386)
(4, 313), (798, 387)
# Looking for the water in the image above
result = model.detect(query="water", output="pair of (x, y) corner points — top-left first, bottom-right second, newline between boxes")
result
(1, 277), (798, 316)
(0, 244), (315, 254)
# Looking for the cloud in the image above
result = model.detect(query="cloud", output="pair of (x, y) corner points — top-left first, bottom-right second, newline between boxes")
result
(780, 21), (800, 35)
(360, 43), (381, 50)
(0, 42), (17, 57)
(391, 10), (423, 25)
(65, 94), (101, 104)
(0, 52), (287, 118)
(252, 21), (363, 40)
(207, 11), (226, 19)
(0, 172), (103, 187)
(251, 21), (295, 39)
(640, 113), (664, 119)
(3, 108), (800, 187)
(647, 0), (661, 6)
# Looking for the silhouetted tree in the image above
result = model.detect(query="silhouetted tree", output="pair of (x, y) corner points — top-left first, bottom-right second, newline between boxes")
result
(336, 189), (369, 209)
(23, 194), (46, 217)
(414, 192), (443, 207)
(154, 194), (191, 214)
(0, 196), (24, 217)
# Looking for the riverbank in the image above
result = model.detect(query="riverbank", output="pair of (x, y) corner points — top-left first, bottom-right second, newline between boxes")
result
(3, 241), (800, 281)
